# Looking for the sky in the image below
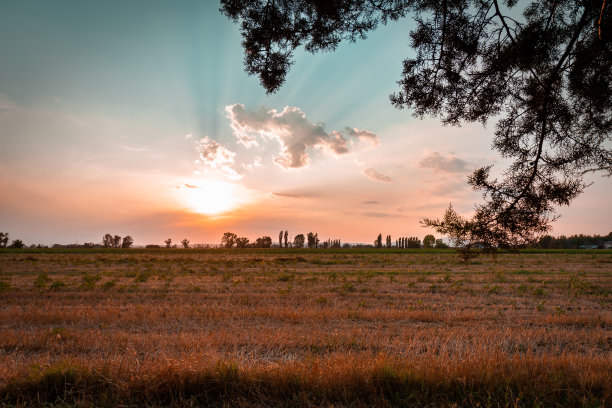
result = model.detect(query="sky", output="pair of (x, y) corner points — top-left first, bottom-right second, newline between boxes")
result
(1, 1), (610, 246)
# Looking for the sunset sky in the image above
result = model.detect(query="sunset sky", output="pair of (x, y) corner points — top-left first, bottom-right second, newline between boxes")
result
(1, 1), (611, 246)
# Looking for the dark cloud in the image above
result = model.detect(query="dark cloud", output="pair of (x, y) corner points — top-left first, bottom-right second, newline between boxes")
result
(272, 190), (320, 199)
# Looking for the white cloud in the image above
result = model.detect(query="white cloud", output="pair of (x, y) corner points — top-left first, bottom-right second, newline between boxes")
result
(242, 156), (263, 171)
(343, 127), (380, 147)
(116, 145), (150, 153)
(195, 136), (242, 180)
(362, 167), (392, 183)
(419, 151), (470, 173)
(225, 103), (380, 169)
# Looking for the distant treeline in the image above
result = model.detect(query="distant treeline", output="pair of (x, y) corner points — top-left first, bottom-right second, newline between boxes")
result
(536, 233), (612, 249)
(2, 231), (611, 250)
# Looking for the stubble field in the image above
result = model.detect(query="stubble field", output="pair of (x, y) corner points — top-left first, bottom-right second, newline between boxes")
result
(0, 248), (610, 407)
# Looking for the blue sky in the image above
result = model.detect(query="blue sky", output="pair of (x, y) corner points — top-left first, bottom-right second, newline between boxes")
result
(1, 1), (610, 245)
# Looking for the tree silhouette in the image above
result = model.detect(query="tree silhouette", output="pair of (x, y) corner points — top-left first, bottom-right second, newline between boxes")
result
(375, 233), (382, 249)
(181, 238), (190, 249)
(279, 230), (283, 247)
(256, 236), (273, 248)
(423, 234), (435, 249)
(435, 239), (449, 249)
(9, 239), (24, 249)
(386, 235), (392, 248)
(102, 234), (113, 248)
(164, 238), (173, 248)
(0, 232), (8, 248)
(221, 232), (238, 248)
(236, 237), (250, 248)
(283, 230), (288, 248)
(112, 235), (121, 249)
(307, 232), (319, 249)
(221, 0), (612, 248)
(407, 237), (421, 249)
(294, 234), (305, 248)
(121, 236), (134, 249)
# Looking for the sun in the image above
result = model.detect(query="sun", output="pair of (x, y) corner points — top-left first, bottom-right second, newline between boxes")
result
(183, 180), (239, 215)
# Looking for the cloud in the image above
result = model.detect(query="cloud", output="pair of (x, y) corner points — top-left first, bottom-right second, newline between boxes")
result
(63, 114), (87, 127)
(242, 156), (263, 171)
(362, 168), (392, 183)
(116, 145), (150, 153)
(195, 136), (241, 180)
(418, 152), (470, 173)
(427, 178), (469, 196)
(362, 212), (392, 218)
(272, 189), (320, 199)
(343, 127), (380, 147)
(272, 192), (304, 198)
(225, 103), (380, 169)
(184, 184), (197, 189)
(361, 200), (379, 205)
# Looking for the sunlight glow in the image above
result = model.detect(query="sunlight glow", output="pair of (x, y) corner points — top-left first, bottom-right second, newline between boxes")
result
(183, 180), (240, 215)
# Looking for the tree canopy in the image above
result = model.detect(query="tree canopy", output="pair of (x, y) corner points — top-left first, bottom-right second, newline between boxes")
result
(221, 0), (611, 248)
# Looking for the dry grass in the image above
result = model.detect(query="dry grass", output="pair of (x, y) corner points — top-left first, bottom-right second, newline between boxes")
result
(0, 248), (610, 407)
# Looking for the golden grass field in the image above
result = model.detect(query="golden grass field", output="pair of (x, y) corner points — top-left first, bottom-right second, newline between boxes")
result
(0, 248), (610, 407)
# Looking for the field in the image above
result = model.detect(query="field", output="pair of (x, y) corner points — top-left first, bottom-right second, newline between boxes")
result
(0, 248), (610, 407)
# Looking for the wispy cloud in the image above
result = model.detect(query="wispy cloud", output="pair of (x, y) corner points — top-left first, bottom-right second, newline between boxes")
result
(273, 192), (304, 198)
(427, 178), (469, 196)
(419, 151), (470, 173)
(362, 211), (392, 218)
(116, 145), (151, 153)
(195, 136), (241, 180)
(225, 103), (380, 169)
(272, 189), (320, 199)
(63, 114), (86, 127)
(362, 168), (392, 183)
(361, 200), (379, 205)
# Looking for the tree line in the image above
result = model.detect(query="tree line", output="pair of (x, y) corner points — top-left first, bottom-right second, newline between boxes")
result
(2, 230), (611, 250)
(373, 233), (449, 249)
(537, 233), (612, 249)
(0, 232), (24, 249)
(217, 231), (450, 249)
